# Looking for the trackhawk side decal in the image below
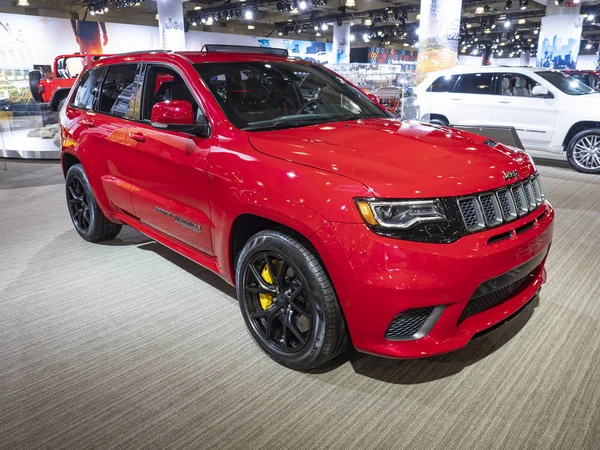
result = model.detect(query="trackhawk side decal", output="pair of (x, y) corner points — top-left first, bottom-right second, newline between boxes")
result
(154, 206), (202, 233)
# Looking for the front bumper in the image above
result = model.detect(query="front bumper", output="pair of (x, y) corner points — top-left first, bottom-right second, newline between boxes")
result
(314, 202), (554, 359)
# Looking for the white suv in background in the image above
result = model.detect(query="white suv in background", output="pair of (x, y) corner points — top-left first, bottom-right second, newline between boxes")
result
(413, 66), (600, 174)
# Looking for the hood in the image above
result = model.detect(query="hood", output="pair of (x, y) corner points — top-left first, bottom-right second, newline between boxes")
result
(248, 119), (535, 198)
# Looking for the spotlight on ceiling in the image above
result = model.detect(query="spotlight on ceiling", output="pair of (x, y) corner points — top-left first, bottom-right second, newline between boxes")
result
(505, 0), (512, 10)
(519, 0), (528, 10)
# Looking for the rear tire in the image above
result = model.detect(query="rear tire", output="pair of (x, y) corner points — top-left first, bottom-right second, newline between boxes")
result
(236, 230), (348, 370)
(65, 164), (122, 242)
(28, 69), (45, 103)
(567, 129), (600, 174)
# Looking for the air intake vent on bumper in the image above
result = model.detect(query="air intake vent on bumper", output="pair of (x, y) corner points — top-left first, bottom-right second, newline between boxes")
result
(385, 307), (434, 340)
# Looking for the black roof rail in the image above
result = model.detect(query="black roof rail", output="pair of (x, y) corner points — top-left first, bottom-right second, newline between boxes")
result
(201, 45), (289, 57)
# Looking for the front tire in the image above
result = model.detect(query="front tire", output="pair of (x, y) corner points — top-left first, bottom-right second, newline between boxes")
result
(567, 129), (600, 174)
(429, 116), (449, 127)
(236, 230), (348, 370)
(65, 164), (122, 242)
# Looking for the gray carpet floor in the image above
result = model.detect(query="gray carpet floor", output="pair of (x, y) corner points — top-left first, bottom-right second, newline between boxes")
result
(1, 160), (599, 450)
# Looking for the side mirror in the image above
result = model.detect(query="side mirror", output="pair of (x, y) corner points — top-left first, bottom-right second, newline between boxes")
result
(531, 85), (552, 98)
(150, 100), (209, 137)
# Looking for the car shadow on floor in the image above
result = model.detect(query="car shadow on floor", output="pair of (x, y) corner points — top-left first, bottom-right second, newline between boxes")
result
(136, 244), (238, 302)
(103, 226), (540, 383)
(98, 226), (238, 300)
(314, 296), (539, 384)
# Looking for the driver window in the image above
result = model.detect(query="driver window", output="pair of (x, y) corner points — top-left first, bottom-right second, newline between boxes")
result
(142, 65), (199, 121)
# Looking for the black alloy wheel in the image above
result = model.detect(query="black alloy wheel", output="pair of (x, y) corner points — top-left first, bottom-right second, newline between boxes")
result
(236, 230), (348, 370)
(67, 176), (92, 234)
(243, 251), (314, 353)
(65, 164), (122, 242)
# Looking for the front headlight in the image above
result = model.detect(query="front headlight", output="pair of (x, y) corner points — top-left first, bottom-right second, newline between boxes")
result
(356, 199), (447, 229)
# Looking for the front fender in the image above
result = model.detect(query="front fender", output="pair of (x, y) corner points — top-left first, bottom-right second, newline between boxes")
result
(212, 190), (329, 282)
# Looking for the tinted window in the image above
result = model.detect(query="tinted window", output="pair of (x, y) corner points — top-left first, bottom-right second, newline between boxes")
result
(455, 73), (494, 95)
(194, 61), (387, 131)
(428, 75), (459, 92)
(142, 65), (199, 121)
(498, 73), (540, 97)
(569, 74), (597, 89)
(70, 68), (104, 110)
(537, 71), (595, 95)
(98, 64), (144, 119)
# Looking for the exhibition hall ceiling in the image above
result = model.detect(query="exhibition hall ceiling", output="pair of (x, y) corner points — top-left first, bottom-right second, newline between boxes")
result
(0, 0), (599, 52)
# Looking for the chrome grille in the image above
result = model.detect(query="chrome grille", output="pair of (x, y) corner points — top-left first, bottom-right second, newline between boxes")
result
(523, 181), (536, 210)
(479, 193), (503, 226)
(457, 174), (545, 233)
(497, 189), (517, 221)
(458, 197), (484, 232)
(511, 184), (528, 216)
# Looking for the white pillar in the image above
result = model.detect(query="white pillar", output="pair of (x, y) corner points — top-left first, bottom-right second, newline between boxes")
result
(156, 0), (186, 51)
(331, 23), (351, 65)
(416, 0), (462, 83)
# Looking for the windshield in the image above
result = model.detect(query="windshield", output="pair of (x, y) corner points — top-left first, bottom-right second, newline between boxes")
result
(194, 61), (388, 131)
(536, 71), (596, 95)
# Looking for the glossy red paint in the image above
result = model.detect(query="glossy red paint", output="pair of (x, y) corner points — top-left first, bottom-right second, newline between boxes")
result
(60, 50), (554, 359)
(150, 100), (195, 125)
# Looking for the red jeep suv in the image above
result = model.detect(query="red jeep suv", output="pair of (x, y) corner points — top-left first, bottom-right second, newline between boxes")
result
(60, 47), (554, 370)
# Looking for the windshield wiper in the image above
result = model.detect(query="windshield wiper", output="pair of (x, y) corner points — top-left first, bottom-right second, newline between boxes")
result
(242, 119), (328, 131)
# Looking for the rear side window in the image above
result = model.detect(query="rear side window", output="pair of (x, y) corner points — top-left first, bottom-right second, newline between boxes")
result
(98, 64), (144, 119)
(454, 73), (494, 95)
(70, 68), (104, 110)
(427, 75), (459, 92)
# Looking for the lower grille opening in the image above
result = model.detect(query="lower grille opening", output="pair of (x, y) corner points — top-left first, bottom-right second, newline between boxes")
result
(487, 230), (513, 244)
(515, 220), (535, 235)
(385, 307), (434, 340)
(458, 247), (548, 324)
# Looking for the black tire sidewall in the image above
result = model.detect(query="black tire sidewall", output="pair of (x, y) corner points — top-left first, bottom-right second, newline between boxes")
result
(430, 118), (448, 127)
(236, 232), (332, 369)
(567, 129), (600, 174)
(65, 164), (101, 241)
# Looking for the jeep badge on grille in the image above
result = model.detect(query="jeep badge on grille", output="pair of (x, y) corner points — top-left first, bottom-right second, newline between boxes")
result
(503, 170), (519, 181)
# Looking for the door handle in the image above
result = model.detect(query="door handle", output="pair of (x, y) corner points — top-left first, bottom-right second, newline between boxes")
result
(80, 119), (95, 127)
(498, 99), (512, 104)
(450, 97), (462, 101)
(129, 132), (146, 143)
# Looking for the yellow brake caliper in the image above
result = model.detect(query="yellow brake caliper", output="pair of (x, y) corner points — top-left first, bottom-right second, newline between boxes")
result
(259, 263), (275, 310)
